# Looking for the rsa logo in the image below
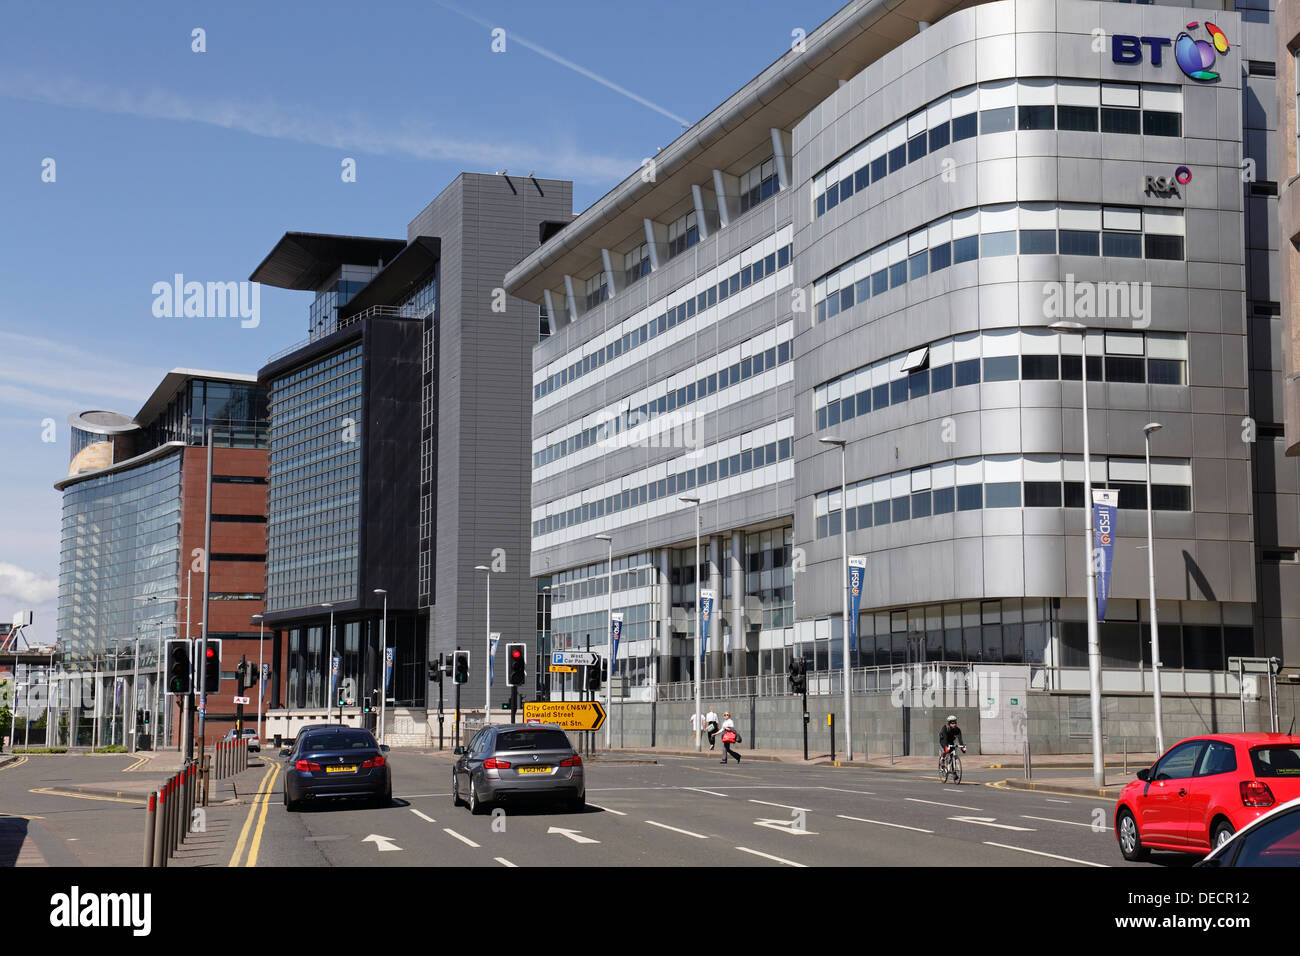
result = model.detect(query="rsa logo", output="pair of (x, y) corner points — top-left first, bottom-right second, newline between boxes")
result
(1112, 22), (1229, 82)
(1145, 166), (1191, 198)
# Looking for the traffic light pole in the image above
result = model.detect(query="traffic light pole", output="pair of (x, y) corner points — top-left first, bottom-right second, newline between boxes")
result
(454, 647), (461, 749)
(803, 684), (809, 762)
(510, 685), (518, 723)
(197, 428), (213, 780)
(437, 658), (444, 752)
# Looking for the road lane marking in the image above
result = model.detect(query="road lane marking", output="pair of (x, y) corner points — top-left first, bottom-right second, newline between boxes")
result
(589, 804), (627, 815)
(984, 780), (1117, 802)
(397, 793), (448, 798)
(547, 826), (599, 844)
(1022, 814), (1096, 829)
(244, 760), (281, 867)
(983, 841), (1108, 867)
(28, 788), (142, 805)
(905, 797), (982, 811)
(949, 815), (1035, 831)
(229, 760), (278, 867)
(754, 818), (818, 836)
(735, 846), (806, 867)
(688, 765), (761, 780)
(495, 857), (517, 867)
(409, 808), (437, 823)
(123, 754), (151, 772)
(444, 828), (480, 848)
(684, 787), (728, 797)
(944, 788), (964, 793)
(837, 814), (933, 834)
(362, 834), (402, 852)
(0, 756), (28, 770)
(818, 787), (875, 795)
(646, 820), (708, 839)
(1045, 798), (1073, 804)
(749, 799), (812, 812)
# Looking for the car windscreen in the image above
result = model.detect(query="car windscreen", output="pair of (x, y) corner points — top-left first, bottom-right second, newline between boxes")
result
(300, 730), (377, 752)
(1250, 746), (1300, 777)
(495, 730), (571, 752)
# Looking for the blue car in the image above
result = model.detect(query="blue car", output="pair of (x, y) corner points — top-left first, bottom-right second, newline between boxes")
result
(282, 725), (391, 811)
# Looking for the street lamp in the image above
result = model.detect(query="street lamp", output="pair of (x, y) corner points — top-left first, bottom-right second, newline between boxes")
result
(251, 613), (266, 747)
(1143, 422), (1165, 756)
(596, 534), (613, 749)
(541, 585), (552, 700)
(475, 566), (492, 720)
(679, 495), (702, 752)
(819, 435), (853, 761)
(321, 603), (335, 721)
(1051, 319), (1104, 788)
(372, 589), (388, 746)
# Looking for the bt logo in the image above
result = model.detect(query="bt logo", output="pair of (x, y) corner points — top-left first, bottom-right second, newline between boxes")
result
(1112, 21), (1229, 82)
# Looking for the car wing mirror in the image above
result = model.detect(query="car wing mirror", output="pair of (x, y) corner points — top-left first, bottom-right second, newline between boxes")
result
(381, 744), (391, 753)
(454, 746), (465, 755)
(1136, 767), (1151, 781)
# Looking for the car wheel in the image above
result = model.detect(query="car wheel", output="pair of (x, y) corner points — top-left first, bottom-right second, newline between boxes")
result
(284, 789), (299, 813)
(469, 780), (489, 815)
(1117, 809), (1148, 862)
(1212, 820), (1235, 851)
(452, 772), (465, 807)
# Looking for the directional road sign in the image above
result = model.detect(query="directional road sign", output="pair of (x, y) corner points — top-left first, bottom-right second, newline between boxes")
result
(552, 652), (598, 667)
(548, 664), (578, 673)
(522, 700), (607, 731)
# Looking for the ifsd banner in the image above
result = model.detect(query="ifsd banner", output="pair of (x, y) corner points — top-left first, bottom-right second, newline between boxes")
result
(610, 612), (624, 667)
(699, 589), (716, 664)
(848, 556), (866, 653)
(1092, 489), (1118, 622)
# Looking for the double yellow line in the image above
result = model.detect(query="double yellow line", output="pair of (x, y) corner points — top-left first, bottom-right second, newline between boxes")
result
(229, 760), (281, 867)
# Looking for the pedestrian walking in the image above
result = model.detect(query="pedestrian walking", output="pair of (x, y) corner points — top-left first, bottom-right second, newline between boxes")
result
(719, 712), (741, 764)
(705, 707), (719, 750)
(689, 711), (702, 742)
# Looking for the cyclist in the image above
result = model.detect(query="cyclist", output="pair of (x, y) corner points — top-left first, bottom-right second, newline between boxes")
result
(938, 715), (966, 764)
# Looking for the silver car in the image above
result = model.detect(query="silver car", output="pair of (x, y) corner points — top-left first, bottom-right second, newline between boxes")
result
(452, 724), (585, 814)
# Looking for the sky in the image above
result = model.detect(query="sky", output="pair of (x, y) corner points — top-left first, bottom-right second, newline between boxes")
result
(0, 0), (848, 645)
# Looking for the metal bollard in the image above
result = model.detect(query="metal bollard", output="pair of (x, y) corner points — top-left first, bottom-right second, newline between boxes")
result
(180, 768), (189, 844)
(1024, 739), (1032, 780)
(152, 787), (166, 868)
(144, 791), (157, 868)
(170, 775), (180, 854)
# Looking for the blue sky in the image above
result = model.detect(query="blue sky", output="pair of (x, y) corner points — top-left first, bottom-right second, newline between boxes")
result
(0, 0), (846, 644)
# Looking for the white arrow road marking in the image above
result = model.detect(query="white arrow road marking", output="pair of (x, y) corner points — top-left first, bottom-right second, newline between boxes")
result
(837, 814), (934, 834)
(948, 816), (1036, 832)
(749, 799), (811, 812)
(443, 828), (480, 848)
(362, 834), (402, 852)
(906, 797), (983, 811)
(646, 820), (708, 839)
(495, 857), (517, 867)
(547, 826), (599, 844)
(409, 808), (436, 823)
(735, 846), (806, 867)
(983, 842), (1108, 867)
(1021, 815), (1095, 829)
(754, 817), (818, 836)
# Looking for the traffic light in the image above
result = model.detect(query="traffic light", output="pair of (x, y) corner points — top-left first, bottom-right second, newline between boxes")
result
(506, 643), (526, 686)
(202, 639), (222, 694)
(143, 710), (150, 727)
(788, 656), (806, 694)
(165, 639), (192, 695)
(236, 657), (249, 694)
(453, 650), (469, 684)
(363, 696), (372, 714)
(601, 659), (608, 683)
(428, 659), (442, 683)
(136, 709), (145, 729)
(586, 658), (602, 691)
(443, 656), (454, 678)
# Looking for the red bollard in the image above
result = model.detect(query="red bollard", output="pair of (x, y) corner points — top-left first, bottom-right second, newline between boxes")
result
(153, 786), (166, 868)
(143, 791), (156, 868)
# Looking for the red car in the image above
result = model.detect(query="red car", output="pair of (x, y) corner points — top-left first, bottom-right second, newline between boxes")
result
(1115, 733), (1300, 862)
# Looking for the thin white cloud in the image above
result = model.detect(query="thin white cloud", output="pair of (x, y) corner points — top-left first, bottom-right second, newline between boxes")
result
(0, 562), (58, 606)
(0, 71), (640, 184)
(0, 330), (156, 416)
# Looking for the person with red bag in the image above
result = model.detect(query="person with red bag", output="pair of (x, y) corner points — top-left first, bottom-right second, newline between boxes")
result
(719, 712), (742, 764)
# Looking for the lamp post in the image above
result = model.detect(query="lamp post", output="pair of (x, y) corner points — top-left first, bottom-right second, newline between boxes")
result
(819, 436), (853, 760)
(596, 534), (613, 749)
(373, 590), (388, 745)
(679, 495), (702, 752)
(475, 566), (491, 720)
(1143, 422), (1165, 757)
(110, 641), (123, 748)
(130, 630), (141, 754)
(251, 613), (266, 746)
(1052, 320), (1105, 788)
(542, 585), (552, 700)
(321, 603), (335, 721)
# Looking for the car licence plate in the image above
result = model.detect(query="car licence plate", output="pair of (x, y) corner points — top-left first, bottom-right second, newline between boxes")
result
(325, 765), (357, 774)
(517, 766), (551, 774)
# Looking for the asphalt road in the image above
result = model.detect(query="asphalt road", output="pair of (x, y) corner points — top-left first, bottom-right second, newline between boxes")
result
(237, 749), (1179, 868)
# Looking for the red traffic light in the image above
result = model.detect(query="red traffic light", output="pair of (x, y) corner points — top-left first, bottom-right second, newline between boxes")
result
(511, 649), (522, 659)
(206, 648), (216, 659)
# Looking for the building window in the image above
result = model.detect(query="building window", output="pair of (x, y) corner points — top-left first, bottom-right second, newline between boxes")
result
(739, 157), (780, 213)
(666, 211), (699, 259)
(584, 272), (608, 311)
(624, 242), (650, 286)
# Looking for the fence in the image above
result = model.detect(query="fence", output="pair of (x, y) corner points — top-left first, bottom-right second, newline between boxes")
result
(654, 662), (977, 703)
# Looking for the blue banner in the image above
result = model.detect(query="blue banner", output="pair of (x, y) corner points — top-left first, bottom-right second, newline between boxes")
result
(1092, 489), (1118, 622)
(699, 589), (716, 664)
(384, 647), (393, 694)
(848, 556), (866, 653)
(610, 613), (624, 668)
(489, 633), (500, 686)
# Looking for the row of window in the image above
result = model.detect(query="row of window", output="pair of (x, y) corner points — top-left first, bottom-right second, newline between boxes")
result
(535, 240), (793, 401)
(813, 79), (1183, 218)
(813, 204), (1184, 324)
(533, 435), (793, 539)
(624, 243), (650, 287)
(738, 157), (780, 214)
(667, 210), (699, 259)
(534, 339), (792, 470)
(813, 330), (1189, 431)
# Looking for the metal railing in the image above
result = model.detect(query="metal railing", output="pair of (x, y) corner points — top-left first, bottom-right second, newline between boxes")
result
(265, 303), (435, 365)
(654, 662), (977, 702)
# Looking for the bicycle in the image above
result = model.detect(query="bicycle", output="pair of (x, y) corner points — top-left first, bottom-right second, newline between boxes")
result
(939, 745), (964, 784)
